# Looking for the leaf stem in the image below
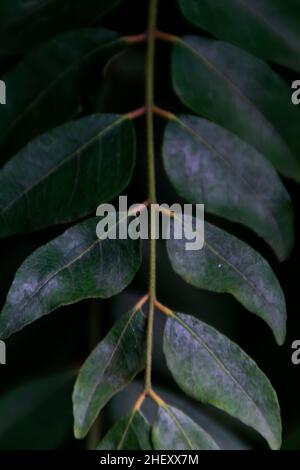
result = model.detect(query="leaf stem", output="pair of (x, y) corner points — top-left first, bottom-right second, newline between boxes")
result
(133, 392), (146, 411)
(125, 33), (147, 44)
(148, 389), (166, 407)
(153, 105), (175, 120)
(134, 293), (149, 311)
(155, 30), (179, 43)
(145, 0), (158, 393)
(154, 299), (173, 317)
(126, 106), (146, 120)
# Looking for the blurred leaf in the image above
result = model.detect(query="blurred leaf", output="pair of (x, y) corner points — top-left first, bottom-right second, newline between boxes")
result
(167, 218), (286, 344)
(152, 404), (219, 450)
(163, 114), (294, 261)
(0, 372), (74, 449)
(97, 411), (151, 450)
(177, 0), (300, 73)
(0, 28), (123, 161)
(164, 312), (282, 449)
(0, 0), (123, 56)
(0, 216), (141, 338)
(73, 308), (147, 439)
(0, 114), (135, 236)
(282, 426), (300, 449)
(172, 36), (300, 182)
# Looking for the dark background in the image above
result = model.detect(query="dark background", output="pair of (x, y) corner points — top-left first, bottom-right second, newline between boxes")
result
(0, 0), (299, 450)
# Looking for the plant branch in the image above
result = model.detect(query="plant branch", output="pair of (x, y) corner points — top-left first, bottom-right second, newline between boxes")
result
(145, 0), (158, 393)
(125, 33), (147, 44)
(148, 388), (166, 407)
(127, 106), (146, 120)
(153, 105), (175, 120)
(155, 30), (179, 43)
(134, 293), (149, 311)
(154, 299), (173, 316)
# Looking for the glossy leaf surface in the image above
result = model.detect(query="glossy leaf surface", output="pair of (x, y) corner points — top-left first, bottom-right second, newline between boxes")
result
(73, 308), (147, 438)
(152, 404), (219, 450)
(164, 313), (282, 449)
(0, 114), (135, 236)
(163, 114), (294, 260)
(178, 0), (300, 73)
(172, 36), (300, 181)
(167, 219), (286, 344)
(97, 411), (151, 450)
(0, 217), (141, 338)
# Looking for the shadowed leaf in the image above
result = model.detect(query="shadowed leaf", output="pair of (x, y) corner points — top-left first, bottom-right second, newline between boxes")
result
(0, 114), (135, 236)
(97, 411), (151, 450)
(73, 308), (147, 439)
(172, 36), (300, 182)
(0, 372), (74, 449)
(0, 28), (123, 160)
(178, 0), (300, 73)
(0, 0), (123, 56)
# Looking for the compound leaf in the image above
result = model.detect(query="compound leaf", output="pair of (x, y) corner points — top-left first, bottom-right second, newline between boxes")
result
(0, 0), (123, 56)
(0, 114), (135, 236)
(73, 308), (147, 439)
(167, 219), (286, 345)
(172, 36), (300, 182)
(0, 28), (123, 160)
(0, 216), (141, 338)
(163, 114), (294, 261)
(164, 312), (282, 449)
(0, 371), (74, 450)
(177, 0), (300, 73)
(97, 411), (151, 450)
(152, 404), (219, 450)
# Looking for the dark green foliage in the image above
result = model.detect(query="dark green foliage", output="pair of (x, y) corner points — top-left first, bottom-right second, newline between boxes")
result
(73, 308), (147, 438)
(97, 411), (151, 450)
(0, 0), (297, 452)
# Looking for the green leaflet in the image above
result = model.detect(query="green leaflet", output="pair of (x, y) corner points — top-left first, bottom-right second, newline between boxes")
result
(167, 218), (286, 345)
(152, 404), (219, 450)
(164, 313), (282, 449)
(0, 0), (123, 56)
(0, 216), (141, 339)
(177, 0), (300, 73)
(0, 28), (123, 161)
(97, 411), (151, 450)
(0, 372), (74, 450)
(73, 309), (147, 439)
(163, 114), (294, 261)
(172, 36), (300, 182)
(0, 114), (135, 236)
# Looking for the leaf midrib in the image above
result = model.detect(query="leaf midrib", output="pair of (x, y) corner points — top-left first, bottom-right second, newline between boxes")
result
(171, 213), (282, 329)
(1, 114), (125, 214)
(161, 406), (194, 450)
(172, 115), (283, 249)
(1, 213), (131, 337)
(176, 37), (298, 169)
(0, 35), (122, 145)
(237, 0), (300, 55)
(81, 308), (144, 432)
(170, 313), (273, 442)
